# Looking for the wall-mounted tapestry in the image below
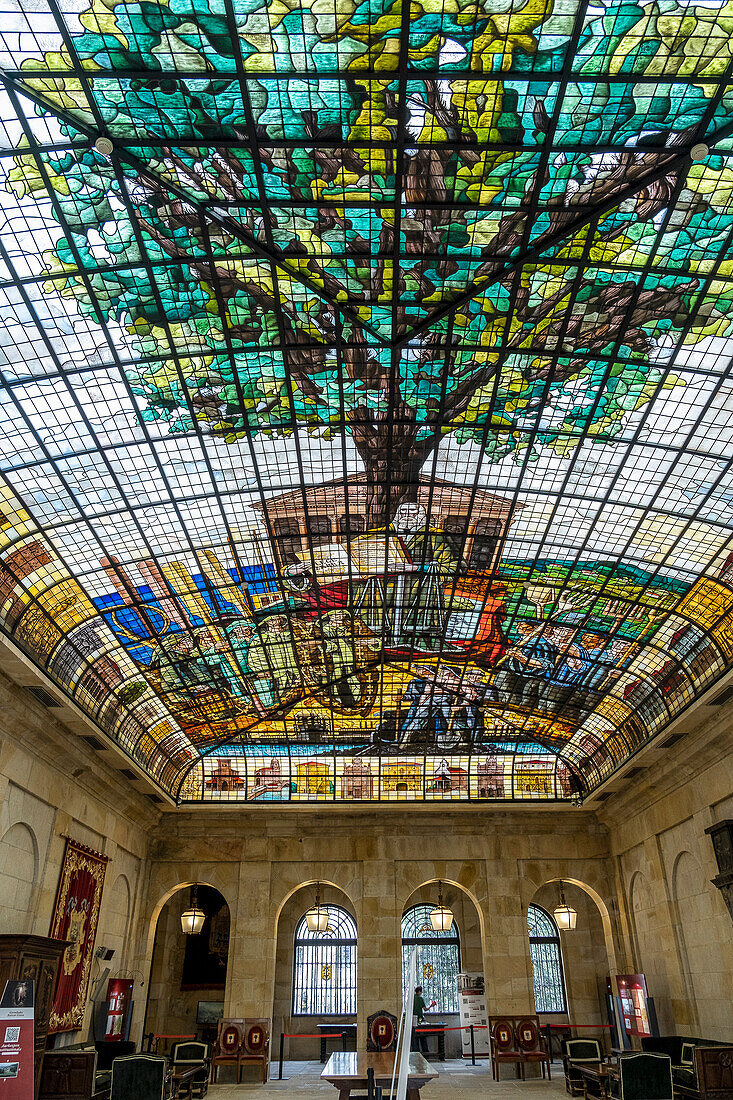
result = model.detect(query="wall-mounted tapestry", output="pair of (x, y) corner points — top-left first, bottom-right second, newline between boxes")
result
(48, 839), (108, 1033)
(0, 0), (732, 802)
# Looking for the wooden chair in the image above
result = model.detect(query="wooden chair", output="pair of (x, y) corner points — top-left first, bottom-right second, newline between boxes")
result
(490, 1017), (524, 1081)
(238, 1020), (270, 1084)
(110, 1054), (169, 1100)
(210, 1019), (245, 1084)
(517, 1016), (551, 1079)
(170, 1041), (210, 1098)
(366, 1011), (398, 1053)
(610, 1052), (673, 1100)
(562, 1038), (605, 1095)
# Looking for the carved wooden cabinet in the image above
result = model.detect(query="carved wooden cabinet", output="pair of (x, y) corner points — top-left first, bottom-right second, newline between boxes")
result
(0, 935), (69, 1099)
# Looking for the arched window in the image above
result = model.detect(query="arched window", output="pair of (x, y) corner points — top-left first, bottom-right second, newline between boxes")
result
(401, 904), (461, 1014)
(292, 904), (357, 1016)
(528, 904), (567, 1013)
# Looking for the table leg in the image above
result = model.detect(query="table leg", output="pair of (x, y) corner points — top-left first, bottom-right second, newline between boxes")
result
(321, 1038), (327, 1063)
(338, 1089), (351, 1100)
(407, 1089), (421, 1100)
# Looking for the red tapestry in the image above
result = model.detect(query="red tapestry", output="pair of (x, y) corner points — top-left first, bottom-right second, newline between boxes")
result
(48, 838), (108, 1033)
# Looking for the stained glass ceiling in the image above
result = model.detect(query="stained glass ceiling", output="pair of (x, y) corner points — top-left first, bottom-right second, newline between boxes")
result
(1, 0), (733, 805)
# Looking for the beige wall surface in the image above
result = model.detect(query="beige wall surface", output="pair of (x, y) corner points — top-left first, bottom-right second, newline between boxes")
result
(600, 715), (733, 1041)
(0, 674), (155, 1045)
(134, 807), (619, 1053)
(0, 667), (731, 1054)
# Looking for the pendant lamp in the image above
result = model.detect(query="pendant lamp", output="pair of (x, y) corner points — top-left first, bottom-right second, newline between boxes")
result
(181, 884), (206, 935)
(429, 881), (454, 932)
(305, 883), (329, 932)
(553, 881), (577, 931)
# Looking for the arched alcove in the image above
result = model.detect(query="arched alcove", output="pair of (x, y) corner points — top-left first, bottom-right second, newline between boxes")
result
(272, 881), (357, 1060)
(627, 869), (670, 1032)
(0, 822), (38, 933)
(102, 873), (131, 969)
(529, 881), (609, 1027)
(671, 849), (725, 1034)
(144, 884), (231, 1050)
(401, 881), (483, 1058)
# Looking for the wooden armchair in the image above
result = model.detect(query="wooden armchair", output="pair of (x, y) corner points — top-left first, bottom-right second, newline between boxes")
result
(610, 1052), (673, 1100)
(516, 1016), (551, 1080)
(562, 1038), (605, 1095)
(366, 1011), (398, 1053)
(110, 1054), (170, 1100)
(490, 1017), (524, 1081)
(210, 1019), (245, 1084)
(170, 1041), (210, 1098)
(238, 1020), (270, 1085)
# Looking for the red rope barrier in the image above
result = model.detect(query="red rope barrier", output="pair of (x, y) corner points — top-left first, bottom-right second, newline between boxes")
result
(414, 1025), (487, 1032)
(154, 1034), (196, 1039)
(547, 1024), (612, 1029)
(283, 1033), (343, 1039)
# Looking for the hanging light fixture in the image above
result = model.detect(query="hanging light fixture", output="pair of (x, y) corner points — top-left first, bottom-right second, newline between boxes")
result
(553, 881), (577, 931)
(305, 883), (329, 933)
(430, 881), (454, 932)
(180, 884), (206, 935)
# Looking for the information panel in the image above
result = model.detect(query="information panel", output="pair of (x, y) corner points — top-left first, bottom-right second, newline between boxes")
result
(104, 978), (134, 1041)
(457, 973), (490, 1057)
(0, 979), (35, 1098)
(616, 974), (651, 1037)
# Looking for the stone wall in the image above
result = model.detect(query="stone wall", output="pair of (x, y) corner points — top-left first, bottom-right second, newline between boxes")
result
(599, 708), (733, 1040)
(136, 807), (620, 1052)
(1, 664), (731, 1055)
(0, 672), (155, 1045)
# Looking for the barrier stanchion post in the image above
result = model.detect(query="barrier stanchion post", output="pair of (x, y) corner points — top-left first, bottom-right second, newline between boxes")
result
(279, 1031), (285, 1080)
(470, 1024), (476, 1066)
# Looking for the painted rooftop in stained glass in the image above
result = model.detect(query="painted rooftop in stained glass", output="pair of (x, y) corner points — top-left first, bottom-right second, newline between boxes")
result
(0, 0), (732, 804)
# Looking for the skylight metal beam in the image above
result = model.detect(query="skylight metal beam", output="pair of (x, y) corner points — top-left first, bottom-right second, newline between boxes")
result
(0, 71), (394, 348)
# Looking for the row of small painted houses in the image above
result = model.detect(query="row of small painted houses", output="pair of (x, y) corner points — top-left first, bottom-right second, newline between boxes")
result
(202, 754), (576, 800)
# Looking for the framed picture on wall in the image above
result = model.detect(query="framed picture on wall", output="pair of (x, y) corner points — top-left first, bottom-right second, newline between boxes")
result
(196, 1001), (224, 1027)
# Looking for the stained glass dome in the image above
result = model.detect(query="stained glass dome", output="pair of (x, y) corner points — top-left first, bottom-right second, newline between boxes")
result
(0, 0), (732, 803)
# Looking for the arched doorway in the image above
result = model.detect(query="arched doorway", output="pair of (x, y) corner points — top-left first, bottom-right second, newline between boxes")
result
(401, 882), (484, 1058)
(529, 881), (612, 1029)
(272, 882), (357, 1062)
(144, 885), (230, 1051)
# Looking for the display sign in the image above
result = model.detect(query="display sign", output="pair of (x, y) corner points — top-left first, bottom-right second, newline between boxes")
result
(616, 974), (651, 1037)
(0, 979), (35, 1098)
(104, 978), (134, 1041)
(457, 973), (490, 1057)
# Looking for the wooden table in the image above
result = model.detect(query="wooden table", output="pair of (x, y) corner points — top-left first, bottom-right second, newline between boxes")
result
(322, 1051), (438, 1100)
(414, 1022), (447, 1061)
(574, 1060), (616, 1100)
(169, 1063), (203, 1099)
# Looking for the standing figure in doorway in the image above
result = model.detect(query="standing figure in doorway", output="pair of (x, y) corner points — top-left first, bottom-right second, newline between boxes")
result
(411, 986), (436, 1055)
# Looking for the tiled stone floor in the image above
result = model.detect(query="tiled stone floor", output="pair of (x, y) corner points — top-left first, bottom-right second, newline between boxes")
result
(208, 1059), (565, 1096)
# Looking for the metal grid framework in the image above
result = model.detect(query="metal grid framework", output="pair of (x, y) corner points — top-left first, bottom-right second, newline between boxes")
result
(527, 903), (567, 1014)
(292, 905), (357, 1016)
(1, 0), (733, 804)
(402, 903), (462, 1015)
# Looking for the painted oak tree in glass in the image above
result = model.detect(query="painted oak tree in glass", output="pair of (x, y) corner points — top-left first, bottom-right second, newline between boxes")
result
(10, 0), (733, 523)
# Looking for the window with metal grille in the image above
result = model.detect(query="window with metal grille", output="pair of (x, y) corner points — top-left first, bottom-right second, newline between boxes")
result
(528, 904), (567, 1013)
(401, 904), (461, 1014)
(292, 905), (357, 1016)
